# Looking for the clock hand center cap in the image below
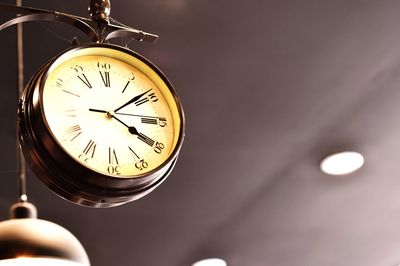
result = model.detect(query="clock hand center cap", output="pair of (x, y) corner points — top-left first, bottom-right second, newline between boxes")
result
(106, 110), (115, 119)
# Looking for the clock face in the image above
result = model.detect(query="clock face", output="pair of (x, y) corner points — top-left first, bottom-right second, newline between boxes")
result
(39, 46), (182, 178)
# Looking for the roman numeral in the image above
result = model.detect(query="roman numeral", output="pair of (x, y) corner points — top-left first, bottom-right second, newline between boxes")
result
(65, 124), (82, 141)
(71, 65), (92, 88)
(122, 81), (130, 93)
(56, 78), (64, 88)
(82, 140), (96, 158)
(98, 62), (111, 87)
(99, 71), (110, 87)
(134, 98), (149, 106)
(140, 117), (167, 127)
(77, 73), (92, 88)
(122, 74), (135, 93)
(64, 109), (77, 117)
(134, 92), (158, 106)
(128, 146), (140, 160)
(128, 146), (148, 170)
(137, 133), (155, 147)
(108, 147), (119, 165)
(141, 117), (158, 125)
(62, 89), (80, 98)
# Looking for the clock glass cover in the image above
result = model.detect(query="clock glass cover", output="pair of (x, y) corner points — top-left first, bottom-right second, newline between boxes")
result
(40, 45), (182, 178)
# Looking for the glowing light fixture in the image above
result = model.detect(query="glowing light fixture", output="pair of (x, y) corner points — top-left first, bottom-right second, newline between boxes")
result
(192, 258), (227, 266)
(320, 151), (364, 175)
(0, 202), (90, 265)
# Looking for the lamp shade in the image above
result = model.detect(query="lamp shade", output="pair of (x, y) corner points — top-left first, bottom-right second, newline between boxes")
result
(0, 203), (90, 265)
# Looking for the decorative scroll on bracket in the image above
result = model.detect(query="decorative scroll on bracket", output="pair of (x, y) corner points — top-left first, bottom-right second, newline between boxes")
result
(0, 0), (158, 44)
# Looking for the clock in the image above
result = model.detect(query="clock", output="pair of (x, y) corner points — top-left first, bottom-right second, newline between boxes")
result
(18, 43), (184, 207)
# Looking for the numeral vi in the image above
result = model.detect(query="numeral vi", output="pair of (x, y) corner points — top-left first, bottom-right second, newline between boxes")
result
(107, 147), (121, 175)
(79, 140), (96, 163)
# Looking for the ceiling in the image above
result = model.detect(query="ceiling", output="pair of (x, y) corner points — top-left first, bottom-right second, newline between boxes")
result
(1, 0), (400, 265)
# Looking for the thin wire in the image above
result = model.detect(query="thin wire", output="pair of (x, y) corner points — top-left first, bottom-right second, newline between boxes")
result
(39, 22), (75, 44)
(16, 0), (27, 202)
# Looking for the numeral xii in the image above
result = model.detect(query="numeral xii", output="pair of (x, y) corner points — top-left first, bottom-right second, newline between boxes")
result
(98, 62), (111, 87)
(99, 70), (110, 87)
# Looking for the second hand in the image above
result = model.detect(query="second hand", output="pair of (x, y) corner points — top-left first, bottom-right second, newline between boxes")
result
(89, 108), (163, 119)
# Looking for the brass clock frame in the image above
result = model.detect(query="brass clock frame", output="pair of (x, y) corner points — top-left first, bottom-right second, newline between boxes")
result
(18, 43), (185, 207)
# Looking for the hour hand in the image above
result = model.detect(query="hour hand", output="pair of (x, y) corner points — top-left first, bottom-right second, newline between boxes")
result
(89, 108), (107, 113)
(114, 89), (151, 112)
(88, 108), (139, 135)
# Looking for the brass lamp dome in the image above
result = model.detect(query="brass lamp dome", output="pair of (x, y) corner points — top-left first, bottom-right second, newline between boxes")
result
(0, 202), (90, 265)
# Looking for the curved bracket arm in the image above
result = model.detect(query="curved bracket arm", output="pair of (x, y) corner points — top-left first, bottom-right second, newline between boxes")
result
(104, 17), (158, 42)
(0, 3), (158, 44)
(0, 13), (98, 42)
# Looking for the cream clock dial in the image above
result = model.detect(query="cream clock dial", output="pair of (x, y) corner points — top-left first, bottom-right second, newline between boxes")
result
(19, 44), (184, 207)
(44, 52), (176, 176)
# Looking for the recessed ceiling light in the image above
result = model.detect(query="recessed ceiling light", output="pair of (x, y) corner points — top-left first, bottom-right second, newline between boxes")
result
(320, 151), (364, 175)
(192, 258), (227, 266)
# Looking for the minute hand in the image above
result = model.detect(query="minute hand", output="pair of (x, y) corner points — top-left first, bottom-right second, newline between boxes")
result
(114, 89), (151, 112)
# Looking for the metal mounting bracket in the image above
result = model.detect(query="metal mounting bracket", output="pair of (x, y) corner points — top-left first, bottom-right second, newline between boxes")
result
(0, 1), (158, 43)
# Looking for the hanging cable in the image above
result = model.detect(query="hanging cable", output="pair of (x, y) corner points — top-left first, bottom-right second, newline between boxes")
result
(16, 0), (27, 202)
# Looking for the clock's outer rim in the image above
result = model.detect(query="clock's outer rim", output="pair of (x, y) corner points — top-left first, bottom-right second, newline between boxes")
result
(18, 43), (185, 207)
(41, 43), (185, 181)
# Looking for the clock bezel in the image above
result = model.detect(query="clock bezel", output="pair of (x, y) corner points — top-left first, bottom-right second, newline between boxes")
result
(18, 43), (185, 207)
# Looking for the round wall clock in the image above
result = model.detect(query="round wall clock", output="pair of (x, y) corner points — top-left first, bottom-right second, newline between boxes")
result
(18, 43), (184, 207)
